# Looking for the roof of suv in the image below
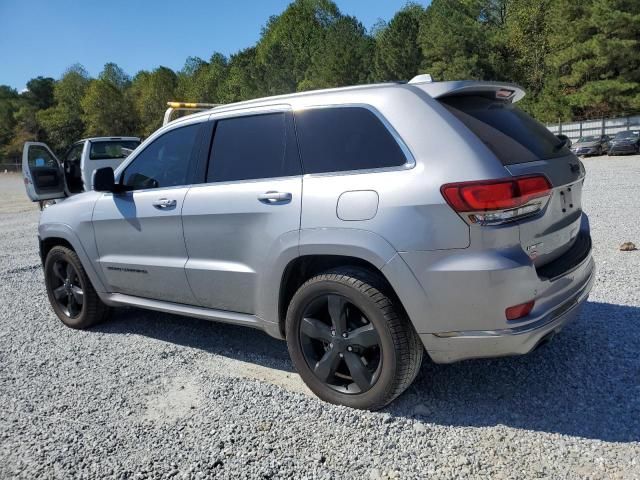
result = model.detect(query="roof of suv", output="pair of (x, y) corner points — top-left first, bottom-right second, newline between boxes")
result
(79, 136), (141, 143)
(177, 80), (525, 122)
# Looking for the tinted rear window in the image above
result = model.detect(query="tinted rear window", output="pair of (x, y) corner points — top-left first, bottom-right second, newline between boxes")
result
(440, 95), (569, 164)
(207, 112), (300, 183)
(294, 107), (407, 174)
(90, 140), (140, 160)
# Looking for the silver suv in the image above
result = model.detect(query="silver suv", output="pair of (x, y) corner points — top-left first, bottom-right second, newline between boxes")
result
(25, 77), (595, 410)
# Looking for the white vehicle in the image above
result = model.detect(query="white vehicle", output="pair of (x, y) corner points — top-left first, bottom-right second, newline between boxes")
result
(22, 137), (140, 201)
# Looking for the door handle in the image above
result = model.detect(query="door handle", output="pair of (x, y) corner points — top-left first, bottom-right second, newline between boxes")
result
(152, 198), (177, 209)
(258, 191), (292, 203)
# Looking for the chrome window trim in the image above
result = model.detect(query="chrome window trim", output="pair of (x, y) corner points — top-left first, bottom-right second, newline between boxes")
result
(207, 103), (292, 121)
(293, 103), (416, 178)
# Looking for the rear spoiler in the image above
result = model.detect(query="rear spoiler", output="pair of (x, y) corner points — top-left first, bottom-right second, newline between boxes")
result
(163, 102), (221, 126)
(411, 80), (526, 103)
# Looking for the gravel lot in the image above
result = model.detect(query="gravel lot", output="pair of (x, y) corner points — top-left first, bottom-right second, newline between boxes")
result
(1, 156), (639, 479)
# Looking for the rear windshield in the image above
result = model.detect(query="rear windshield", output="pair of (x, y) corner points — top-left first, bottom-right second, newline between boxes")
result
(89, 140), (140, 160)
(578, 136), (600, 142)
(614, 130), (639, 139)
(440, 95), (569, 165)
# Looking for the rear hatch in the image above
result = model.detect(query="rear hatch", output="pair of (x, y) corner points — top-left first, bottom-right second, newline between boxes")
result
(434, 88), (586, 271)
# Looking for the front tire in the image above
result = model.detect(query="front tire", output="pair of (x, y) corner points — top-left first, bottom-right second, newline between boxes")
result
(285, 268), (423, 410)
(44, 246), (110, 329)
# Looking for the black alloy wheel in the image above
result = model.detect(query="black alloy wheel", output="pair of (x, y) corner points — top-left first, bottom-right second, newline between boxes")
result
(49, 259), (84, 318)
(286, 268), (424, 410)
(299, 294), (382, 394)
(44, 245), (110, 329)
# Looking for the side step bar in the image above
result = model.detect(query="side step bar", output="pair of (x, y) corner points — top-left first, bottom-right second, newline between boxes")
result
(103, 293), (261, 329)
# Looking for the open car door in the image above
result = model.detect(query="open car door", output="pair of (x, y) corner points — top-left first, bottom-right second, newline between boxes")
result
(22, 142), (66, 202)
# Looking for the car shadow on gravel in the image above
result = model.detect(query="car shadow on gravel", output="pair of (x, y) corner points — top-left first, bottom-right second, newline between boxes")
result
(94, 300), (639, 442)
(391, 301), (640, 443)
(93, 306), (295, 371)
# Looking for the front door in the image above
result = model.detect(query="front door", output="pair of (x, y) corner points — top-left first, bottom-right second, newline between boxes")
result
(182, 109), (302, 314)
(92, 121), (204, 304)
(22, 142), (65, 201)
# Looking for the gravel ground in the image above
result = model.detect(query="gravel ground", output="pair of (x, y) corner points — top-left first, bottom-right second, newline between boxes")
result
(0, 156), (639, 479)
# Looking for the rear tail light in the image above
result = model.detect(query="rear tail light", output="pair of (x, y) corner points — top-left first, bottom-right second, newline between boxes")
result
(505, 300), (535, 320)
(441, 175), (552, 225)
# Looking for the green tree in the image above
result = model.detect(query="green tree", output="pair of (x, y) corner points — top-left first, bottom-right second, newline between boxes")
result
(302, 16), (374, 89)
(37, 64), (90, 152)
(175, 54), (228, 103)
(0, 86), (19, 150)
(81, 63), (136, 137)
(130, 66), (177, 136)
(548, 0), (640, 118)
(372, 4), (424, 82)
(23, 76), (55, 110)
(221, 48), (265, 102)
(418, 0), (492, 81)
(256, 0), (341, 93)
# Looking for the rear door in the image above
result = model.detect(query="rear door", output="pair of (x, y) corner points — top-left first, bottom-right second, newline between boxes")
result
(22, 142), (66, 201)
(439, 94), (585, 267)
(181, 108), (302, 314)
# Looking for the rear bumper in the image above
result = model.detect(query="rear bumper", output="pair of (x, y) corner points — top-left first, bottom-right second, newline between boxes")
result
(609, 145), (637, 154)
(420, 255), (595, 363)
(572, 147), (600, 155)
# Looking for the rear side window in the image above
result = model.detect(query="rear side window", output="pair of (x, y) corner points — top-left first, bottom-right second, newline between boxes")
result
(207, 112), (300, 183)
(440, 95), (569, 164)
(90, 140), (140, 160)
(294, 107), (407, 174)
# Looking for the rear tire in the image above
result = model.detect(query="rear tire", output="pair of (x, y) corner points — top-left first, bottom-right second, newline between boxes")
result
(285, 267), (423, 410)
(44, 246), (110, 329)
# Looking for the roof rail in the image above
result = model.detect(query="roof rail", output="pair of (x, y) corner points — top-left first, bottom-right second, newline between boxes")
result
(163, 101), (222, 126)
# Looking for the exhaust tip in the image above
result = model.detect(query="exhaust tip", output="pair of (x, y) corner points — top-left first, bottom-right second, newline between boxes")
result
(533, 332), (555, 351)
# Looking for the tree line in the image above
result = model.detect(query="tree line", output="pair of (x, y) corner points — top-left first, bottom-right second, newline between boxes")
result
(1, 0), (638, 161)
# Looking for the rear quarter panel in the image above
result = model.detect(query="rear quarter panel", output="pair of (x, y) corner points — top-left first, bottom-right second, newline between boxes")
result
(294, 85), (509, 253)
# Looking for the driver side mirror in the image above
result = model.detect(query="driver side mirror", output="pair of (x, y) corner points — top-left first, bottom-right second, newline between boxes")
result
(556, 134), (571, 148)
(93, 167), (115, 192)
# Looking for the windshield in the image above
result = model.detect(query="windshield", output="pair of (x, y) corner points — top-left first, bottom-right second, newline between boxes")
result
(578, 136), (599, 143)
(90, 140), (140, 160)
(439, 95), (570, 165)
(614, 130), (639, 140)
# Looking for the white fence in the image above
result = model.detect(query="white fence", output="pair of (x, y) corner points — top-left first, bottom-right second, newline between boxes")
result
(546, 114), (640, 141)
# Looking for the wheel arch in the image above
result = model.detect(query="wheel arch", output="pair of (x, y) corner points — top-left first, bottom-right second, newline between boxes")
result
(38, 224), (108, 294)
(39, 236), (74, 264)
(278, 254), (404, 338)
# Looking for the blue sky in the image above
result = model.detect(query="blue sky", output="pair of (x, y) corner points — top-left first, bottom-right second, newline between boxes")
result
(0, 0), (426, 91)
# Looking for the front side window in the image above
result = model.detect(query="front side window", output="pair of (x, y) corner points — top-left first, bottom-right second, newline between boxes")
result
(294, 107), (407, 174)
(122, 124), (200, 189)
(206, 112), (300, 183)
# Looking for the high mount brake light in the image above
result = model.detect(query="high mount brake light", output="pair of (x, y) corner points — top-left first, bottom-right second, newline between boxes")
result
(441, 175), (552, 225)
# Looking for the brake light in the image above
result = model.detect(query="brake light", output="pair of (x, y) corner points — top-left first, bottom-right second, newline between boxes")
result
(441, 175), (552, 225)
(505, 300), (535, 320)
